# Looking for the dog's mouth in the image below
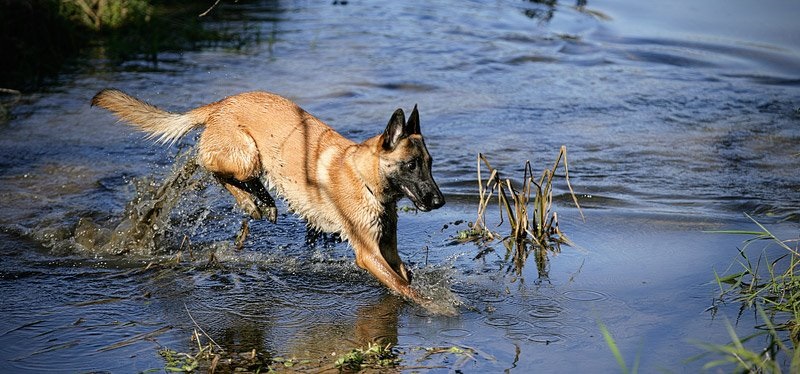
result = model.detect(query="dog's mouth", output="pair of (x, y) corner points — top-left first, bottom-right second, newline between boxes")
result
(401, 186), (431, 212)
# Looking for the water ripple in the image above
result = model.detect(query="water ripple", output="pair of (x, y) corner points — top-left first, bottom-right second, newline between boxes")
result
(562, 289), (609, 302)
(484, 315), (521, 328)
(525, 301), (563, 319)
(526, 333), (566, 345)
(438, 328), (472, 338)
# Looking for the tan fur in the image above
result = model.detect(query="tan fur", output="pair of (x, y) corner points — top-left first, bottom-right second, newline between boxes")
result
(92, 89), (428, 303)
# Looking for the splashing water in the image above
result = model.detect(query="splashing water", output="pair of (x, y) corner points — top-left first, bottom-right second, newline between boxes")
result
(72, 148), (206, 256)
(412, 257), (464, 316)
(66, 146), (464, 316)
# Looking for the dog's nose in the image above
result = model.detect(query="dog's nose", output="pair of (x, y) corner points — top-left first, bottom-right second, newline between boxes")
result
(430, 192), (445, 209)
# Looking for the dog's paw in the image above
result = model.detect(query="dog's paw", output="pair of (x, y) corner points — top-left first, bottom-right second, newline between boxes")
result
(239, 200), (262, 220)
(261, 206), (278, 224)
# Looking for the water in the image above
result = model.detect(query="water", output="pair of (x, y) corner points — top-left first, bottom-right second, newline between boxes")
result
(1, 0), (799, 371)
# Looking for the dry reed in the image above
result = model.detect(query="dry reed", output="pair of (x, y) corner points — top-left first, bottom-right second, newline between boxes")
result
(465, 146), (583, 275)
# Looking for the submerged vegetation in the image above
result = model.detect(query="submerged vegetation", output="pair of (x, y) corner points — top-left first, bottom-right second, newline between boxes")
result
(158, 328), (272, 373)
(694, 215), (800, 372)
(158, 322), (402, 372)
(156, 331), (490, 373)
(458, 146), (582, 277)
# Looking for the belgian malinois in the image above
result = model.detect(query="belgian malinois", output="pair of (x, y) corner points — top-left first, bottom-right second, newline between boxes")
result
(91, 89), (445, 305)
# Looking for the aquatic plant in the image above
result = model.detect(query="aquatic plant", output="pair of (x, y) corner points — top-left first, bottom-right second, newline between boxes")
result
(156, 305), (273, 373)
(695, 214), (800, 372)
(160, 328), (397, 373)
(691, 308), (792, 374)
(334, 342), (401, 370)
(460, 146), (582, 276)
(159, 346), (201, 373)
(414, 344), (495, 371)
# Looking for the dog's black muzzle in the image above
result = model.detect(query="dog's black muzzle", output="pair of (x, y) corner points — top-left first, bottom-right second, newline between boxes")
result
(423, 190), (445, 211)
(406, 184), (445, 212)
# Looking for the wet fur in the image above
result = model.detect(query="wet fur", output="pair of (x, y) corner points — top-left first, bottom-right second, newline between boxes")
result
(91, 89), (444, 304)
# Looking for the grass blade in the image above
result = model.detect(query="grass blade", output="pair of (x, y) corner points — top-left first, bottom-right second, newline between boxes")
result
(598, 321), (629, 374)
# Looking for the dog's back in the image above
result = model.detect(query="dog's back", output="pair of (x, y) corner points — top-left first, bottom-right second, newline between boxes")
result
(201, 91), (375, 234)
(92, 89), (375, 234)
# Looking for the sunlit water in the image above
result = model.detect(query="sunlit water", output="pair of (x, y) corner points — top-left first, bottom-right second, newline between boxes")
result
(1, 0), (799, 372)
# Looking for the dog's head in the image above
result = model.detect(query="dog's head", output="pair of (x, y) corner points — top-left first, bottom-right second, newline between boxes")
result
(379, 105), (445, 212)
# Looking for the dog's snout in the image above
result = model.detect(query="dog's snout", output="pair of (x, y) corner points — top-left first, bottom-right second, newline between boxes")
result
(428, 191), (445, 209)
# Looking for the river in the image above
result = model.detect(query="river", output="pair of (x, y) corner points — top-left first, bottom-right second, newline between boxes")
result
(1, 0), (798, 372)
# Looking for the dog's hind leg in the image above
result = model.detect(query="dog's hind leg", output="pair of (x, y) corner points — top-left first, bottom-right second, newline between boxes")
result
(198, 118), (277, 222)
(217, 177), (278, 223)
(218, 177), (262, 219)
(224, 178), (278, 223)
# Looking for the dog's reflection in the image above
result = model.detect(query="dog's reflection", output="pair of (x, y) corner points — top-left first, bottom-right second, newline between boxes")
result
(285, 294), (404, 358)
(352, 294), (404, 346)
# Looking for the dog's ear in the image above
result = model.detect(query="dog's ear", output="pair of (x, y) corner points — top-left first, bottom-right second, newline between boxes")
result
(382, 108), (406, 151)
(405, 104), (420, 135)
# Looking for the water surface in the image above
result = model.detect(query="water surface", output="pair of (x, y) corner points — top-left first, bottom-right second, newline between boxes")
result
(1, 0), (799, 372)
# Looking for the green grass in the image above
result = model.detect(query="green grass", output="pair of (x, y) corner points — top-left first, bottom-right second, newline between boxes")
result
(1, 0), (259, 90)
(694, 214), (800, 372)
(598, 320), (639, 374)
(334, 342), (401, 370)
(60, 0), (152, 31)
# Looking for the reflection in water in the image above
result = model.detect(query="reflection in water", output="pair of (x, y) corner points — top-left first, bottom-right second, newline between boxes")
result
(284, 295), (402, 360)
(522, 0), (588, 23)
(503, 240), (553, 283)
(353, 296), (403, 346)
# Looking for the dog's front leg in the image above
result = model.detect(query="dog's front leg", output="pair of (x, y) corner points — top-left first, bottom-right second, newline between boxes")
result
(352, 237), (424, 303)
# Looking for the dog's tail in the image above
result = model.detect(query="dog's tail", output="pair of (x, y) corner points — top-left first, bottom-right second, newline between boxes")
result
(91, 89), (211, 145)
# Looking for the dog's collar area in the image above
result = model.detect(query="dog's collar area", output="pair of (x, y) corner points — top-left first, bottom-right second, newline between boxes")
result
(364, 183), (376, 199)
(351, 152), (379, 203)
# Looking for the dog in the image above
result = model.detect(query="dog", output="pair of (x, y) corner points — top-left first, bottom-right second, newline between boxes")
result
(91, 89), (445, 304)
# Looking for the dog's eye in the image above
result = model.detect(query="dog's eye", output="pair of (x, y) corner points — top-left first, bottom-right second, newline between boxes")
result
(404, 160), (417, 171)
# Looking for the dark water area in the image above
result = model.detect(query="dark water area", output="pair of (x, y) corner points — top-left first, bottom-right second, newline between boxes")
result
(1, 0), (799, 372)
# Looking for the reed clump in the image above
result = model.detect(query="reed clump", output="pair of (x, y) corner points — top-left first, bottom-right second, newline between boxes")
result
(459, 146), (583, 276)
